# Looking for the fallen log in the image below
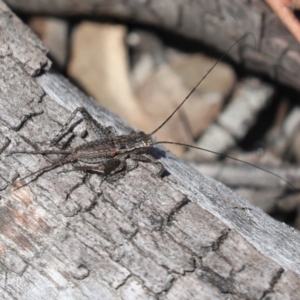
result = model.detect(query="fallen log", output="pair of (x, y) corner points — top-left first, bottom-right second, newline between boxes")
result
(0, 1), (300, 299)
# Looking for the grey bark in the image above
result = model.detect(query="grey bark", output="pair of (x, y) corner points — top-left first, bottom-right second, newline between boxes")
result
(4, 0), (300, 93)
(1, 1), (300, 299)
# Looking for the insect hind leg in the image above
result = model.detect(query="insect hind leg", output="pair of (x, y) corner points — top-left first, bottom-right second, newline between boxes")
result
(72, 155), (138, 183)
(51, 107), (117, 147)
(12, 159), (69, 190)
(72, 157), (122, 175)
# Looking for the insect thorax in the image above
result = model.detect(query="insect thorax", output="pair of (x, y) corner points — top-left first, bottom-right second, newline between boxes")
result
(117, 131), (153, 154)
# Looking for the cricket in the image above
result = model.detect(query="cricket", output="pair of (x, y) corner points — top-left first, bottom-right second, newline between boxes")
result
(8, 34), (297, 193)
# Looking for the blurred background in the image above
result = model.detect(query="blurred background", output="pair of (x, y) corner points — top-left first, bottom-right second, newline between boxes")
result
(5, 0), (300, 229)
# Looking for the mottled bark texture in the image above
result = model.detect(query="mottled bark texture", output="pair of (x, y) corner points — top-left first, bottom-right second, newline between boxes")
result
(1, 1), (300, 299)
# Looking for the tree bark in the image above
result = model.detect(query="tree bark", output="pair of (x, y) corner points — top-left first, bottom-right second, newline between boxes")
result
(4, 0), (300, 93)
(1, 1), (300, 299)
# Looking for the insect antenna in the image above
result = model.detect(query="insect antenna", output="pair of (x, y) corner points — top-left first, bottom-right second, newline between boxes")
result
(148, 32), (298, 195)
(149, 33), (255, 136)
(153, 141), (298, 192)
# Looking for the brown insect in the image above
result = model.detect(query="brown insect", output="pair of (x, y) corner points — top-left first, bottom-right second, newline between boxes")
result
(8, 34), (296, 192)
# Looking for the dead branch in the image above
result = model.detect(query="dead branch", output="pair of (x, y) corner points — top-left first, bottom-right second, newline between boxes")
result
(4, 0), (300, 92)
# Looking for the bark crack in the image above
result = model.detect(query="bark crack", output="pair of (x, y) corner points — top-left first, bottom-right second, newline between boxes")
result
(260, 268), (284, 299)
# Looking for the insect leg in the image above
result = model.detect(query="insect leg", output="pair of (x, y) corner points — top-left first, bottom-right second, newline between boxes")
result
(51, 107), (116, 146)
(12, 158), (71, 190)
(72, 156), (125, 176)
(73, 155), (138, 182)
(75, 107), (117, 139)
(130, 153), (165, 177)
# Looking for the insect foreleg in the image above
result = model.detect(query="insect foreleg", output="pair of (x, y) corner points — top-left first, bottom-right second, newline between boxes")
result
(130, 153), (165, 177)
